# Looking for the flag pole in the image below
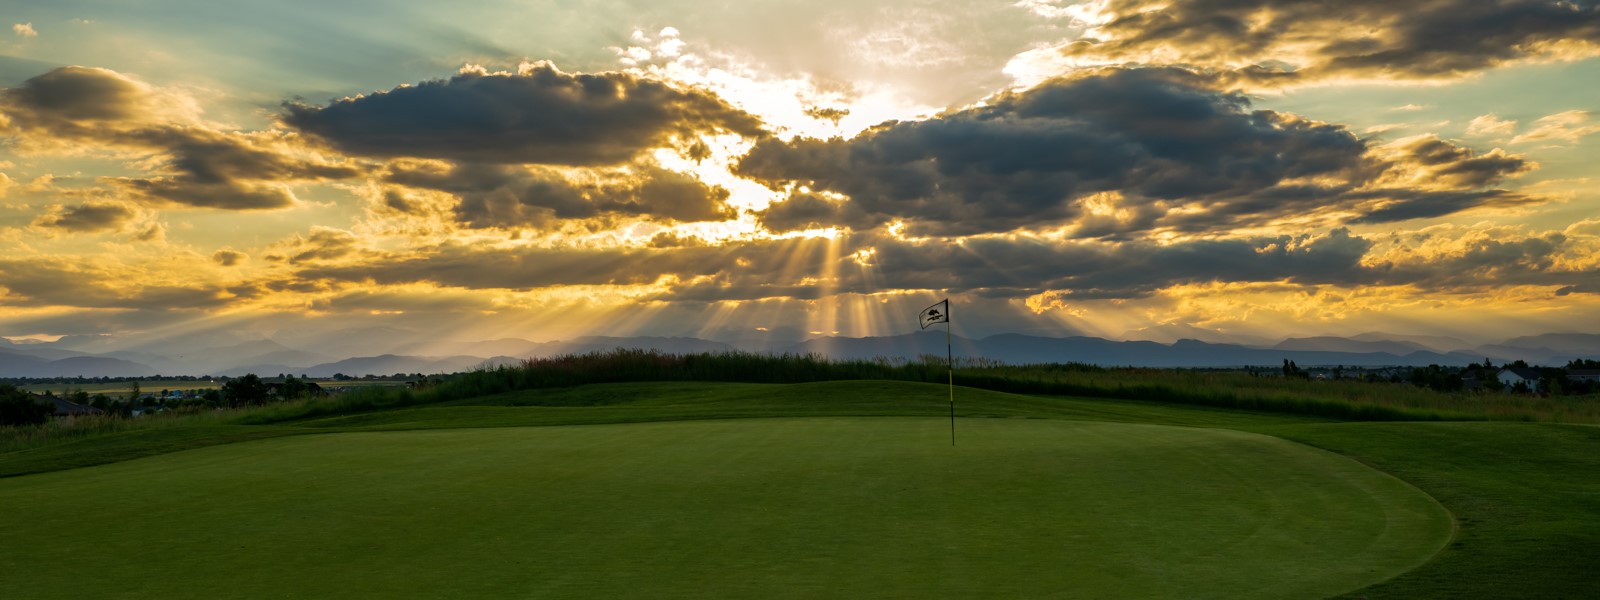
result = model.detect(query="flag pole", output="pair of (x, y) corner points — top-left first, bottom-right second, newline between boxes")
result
(946, 309), (955, 446)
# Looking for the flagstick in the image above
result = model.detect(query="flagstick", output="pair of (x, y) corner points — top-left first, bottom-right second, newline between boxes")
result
(947, 316), (955, 446)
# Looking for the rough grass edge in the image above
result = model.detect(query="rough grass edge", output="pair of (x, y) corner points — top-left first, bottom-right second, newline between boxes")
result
(239, 349), (1485, 425)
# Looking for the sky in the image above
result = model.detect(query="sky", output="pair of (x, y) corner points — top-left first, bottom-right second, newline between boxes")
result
(2, 0), (1599, 350)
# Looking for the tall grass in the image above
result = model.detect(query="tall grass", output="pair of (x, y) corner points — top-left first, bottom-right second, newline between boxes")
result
(12, 350), (1595, 451)
(238, 349), (1600, 425)
(0, 407), (244, 454)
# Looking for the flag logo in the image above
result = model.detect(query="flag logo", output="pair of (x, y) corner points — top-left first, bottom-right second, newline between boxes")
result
(919, 299), (949, 329)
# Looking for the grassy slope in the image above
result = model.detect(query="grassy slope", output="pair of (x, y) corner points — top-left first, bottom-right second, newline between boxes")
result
(300, 380), (1330, 431)
(0, 418), (1446, 599)
(1265, 422), (1600, 599)
(3, 380), (1599, 597)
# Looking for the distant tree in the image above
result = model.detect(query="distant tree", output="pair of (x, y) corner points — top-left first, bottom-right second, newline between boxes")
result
(281, 375), (306, 400)
(0, 384), (52, 426)
(222, 374), (270, 407)
(1281, 359), (1307, 379)
(127, 381), (141, 403)
(1482, 373), (1506, 393)
(201, 389), (222, 408)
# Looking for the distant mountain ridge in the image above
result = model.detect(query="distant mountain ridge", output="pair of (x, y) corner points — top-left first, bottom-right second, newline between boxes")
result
(2, 331), (1596, 378)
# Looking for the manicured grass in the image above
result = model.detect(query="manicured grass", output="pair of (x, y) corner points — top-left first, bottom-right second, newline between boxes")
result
(301, 380), (1330, 431)
(1263, 422), (1600, 599)
(4, 379), (1600, 597)
(0, 418), (1448, 599)
(0, 381), (1318, 478)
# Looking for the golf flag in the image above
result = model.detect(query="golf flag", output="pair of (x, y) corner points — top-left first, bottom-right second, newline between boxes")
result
(917, 298), (957, 446)
(920, 299), (949, 329)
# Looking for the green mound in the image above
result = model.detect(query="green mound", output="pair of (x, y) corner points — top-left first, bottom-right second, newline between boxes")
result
(1, 417), (1447, 599)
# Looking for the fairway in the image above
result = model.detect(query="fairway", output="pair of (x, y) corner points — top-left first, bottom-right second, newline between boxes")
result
(1, 417), (1447, 599)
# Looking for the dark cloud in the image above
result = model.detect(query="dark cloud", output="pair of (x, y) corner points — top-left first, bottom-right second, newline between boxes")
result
(804, 106), (849, 123)
(282, 63), (766, 166)
(740, 68), (1519, 237)
(31, 202), (137, 233)
(268, 228), (360, 265)
(289, 226), (1598, 306)
(0, 259), (234, 310)
(387, 162), (735, 230)
(754, 191), (872, 232)
(295, 241), (736, 290)
(108, 177), (298, 210)
(1061, 0), (1600, 84)
(0, 67), (361, 210)
(106, 131), (361, 210)
(1348, 190), (1530, 224)
(1380, 135), (1533, 188)
(0, 66), (157, 130)
(212, 249), (247, 267)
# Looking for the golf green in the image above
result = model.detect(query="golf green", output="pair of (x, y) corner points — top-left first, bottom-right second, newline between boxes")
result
(0, 418), (1449, 599)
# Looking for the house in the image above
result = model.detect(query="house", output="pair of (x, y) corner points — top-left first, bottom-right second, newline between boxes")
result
(1497, 367), (1543, 392)
(46, 395), (103, 417)
(264, 382), (326, 397)
(1569, 369), (1600, 384)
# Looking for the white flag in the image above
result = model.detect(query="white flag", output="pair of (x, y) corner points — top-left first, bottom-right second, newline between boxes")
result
(919, 299), (949, 329)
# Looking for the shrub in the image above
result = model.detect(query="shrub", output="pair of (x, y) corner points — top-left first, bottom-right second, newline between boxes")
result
(1, 384), (53, 426)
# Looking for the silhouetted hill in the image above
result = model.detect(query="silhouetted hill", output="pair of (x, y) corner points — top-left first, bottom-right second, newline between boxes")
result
(299, 355), (490, 378)
(6, 356), (159, 378)
(1495, 333), (1600, 355)
(1272, 336), (1433, 355)
(4, 330), (1597, 377)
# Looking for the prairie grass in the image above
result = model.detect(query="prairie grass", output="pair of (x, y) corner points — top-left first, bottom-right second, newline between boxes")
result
(241, 349), (1600, 425)
(0, 407), (244, 454)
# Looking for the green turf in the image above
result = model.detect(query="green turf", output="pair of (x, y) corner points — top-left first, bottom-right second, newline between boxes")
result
(1263, 422), (1600, 599)
(0, 418), (1447, 599)
(299, 380), (1329, 431)
(6, 379), (1600, 597)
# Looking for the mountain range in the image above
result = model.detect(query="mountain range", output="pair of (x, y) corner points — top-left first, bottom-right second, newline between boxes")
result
(1, 330), (1596, 378)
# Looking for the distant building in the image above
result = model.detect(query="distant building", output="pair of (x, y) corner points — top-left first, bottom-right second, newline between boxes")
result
(1497, 367), (1543, 392)
(1569, 369), (1600, 384)
(44, 395), (103, 417)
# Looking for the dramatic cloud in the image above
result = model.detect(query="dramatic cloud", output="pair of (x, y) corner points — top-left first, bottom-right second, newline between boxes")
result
(1372, 135), (1533, 189)
(1043, 0), (1600, 86)
(740, 68), (1529, 237)
(0, 259), (235, 310)
(265, 227), (361, 265)
(30, 202), (139, 233)
(755, 191), (870, 233)
(386, 161), (735, 230)
(0, 67), (360, 210)
(211, 249), (248, 267)
(286, 225), (1599, 306)
(0, 66), (197, 140)
(283, 62), (766, 166)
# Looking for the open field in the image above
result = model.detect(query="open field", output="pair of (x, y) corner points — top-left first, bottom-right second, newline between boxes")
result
(3, 378), (1599, 597)
(16, 379), (223, 395)
(15, 379), (407, 396)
